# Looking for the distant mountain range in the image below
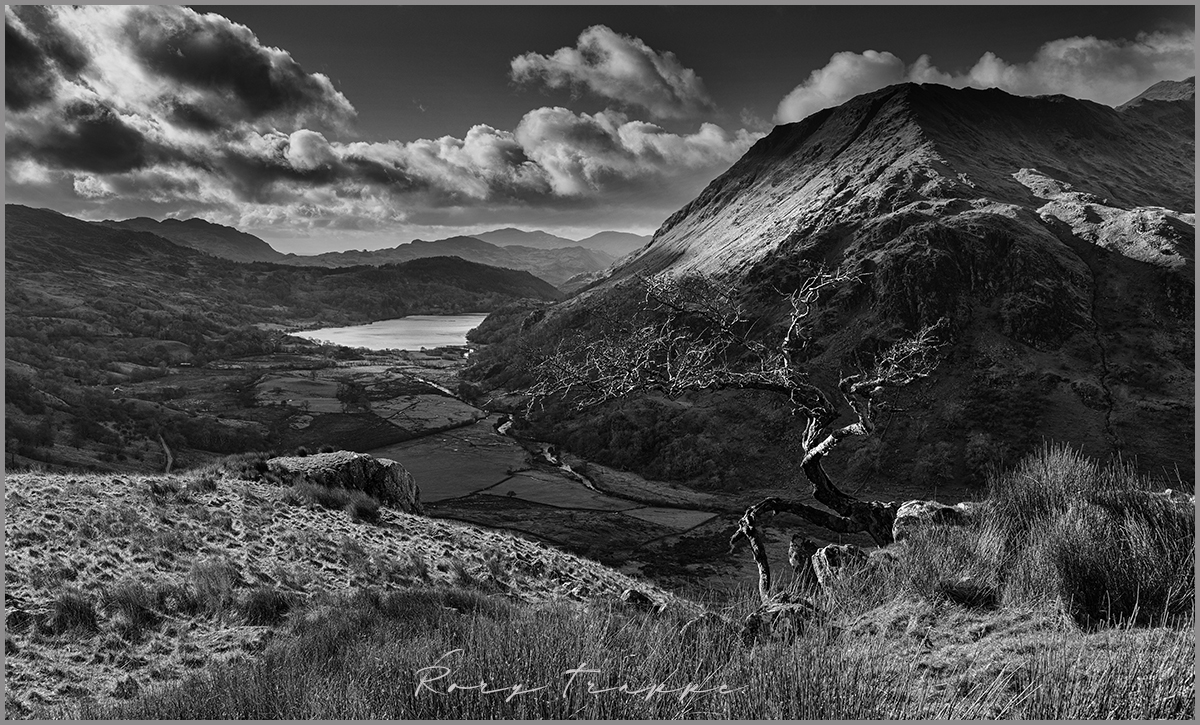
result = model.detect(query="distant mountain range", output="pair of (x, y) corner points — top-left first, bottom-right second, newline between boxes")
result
(279, 236), (617, 287)
(8, 204), (562, 326)
(100, 217), (650, 287)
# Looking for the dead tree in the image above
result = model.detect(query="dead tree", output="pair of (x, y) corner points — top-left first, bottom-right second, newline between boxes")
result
(522, 269), (945, 605)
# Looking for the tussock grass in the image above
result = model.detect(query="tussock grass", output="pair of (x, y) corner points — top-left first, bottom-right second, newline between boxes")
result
(102, 579), (162, 641)
(83, 584), (1194, 720)
(981, 443), (1194, 625)
(283, 479), (384, 523)
(237, 587), (301, 626)
(47, 588), (98, 635)
(189, 558), (239, 615)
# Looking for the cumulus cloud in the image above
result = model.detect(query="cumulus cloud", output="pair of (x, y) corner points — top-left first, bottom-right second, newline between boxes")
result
(511, 25), (717, 120)
(5, 8), (757, 239)
(776, 29), (1196, 123)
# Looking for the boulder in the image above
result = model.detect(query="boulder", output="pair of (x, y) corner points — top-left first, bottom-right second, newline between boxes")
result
(811, 543), (869, 591)
(619, 588), (666, 613)
(267, 451), (423, 515)
(891, 499), (982, 542)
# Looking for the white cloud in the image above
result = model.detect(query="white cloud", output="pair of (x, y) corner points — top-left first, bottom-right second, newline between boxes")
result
(511, 25), (717, 120)
(6, 8), (759, 240)
(285, 130), (337, 171)
(775, 29), (1196, 123)
(776, 50), (910, 123)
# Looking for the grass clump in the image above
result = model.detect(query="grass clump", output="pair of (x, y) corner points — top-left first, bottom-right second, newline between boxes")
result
(47, 587), (98, 635)
(185, 475), (219, 494)
(982, 444), (1193, 625)
(103, 579), (162, 640)
(285, 479), (383, 523)
(210, 452), (275, 481)
(190, 558), (239, 615)
(237, 587), (302, 626)
(345, 490), (381, 523)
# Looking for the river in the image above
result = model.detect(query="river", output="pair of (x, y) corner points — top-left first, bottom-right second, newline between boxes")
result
(298, 313), (490, 351)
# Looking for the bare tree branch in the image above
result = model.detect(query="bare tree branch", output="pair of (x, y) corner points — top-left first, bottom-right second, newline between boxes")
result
(518, 269), (948, 604)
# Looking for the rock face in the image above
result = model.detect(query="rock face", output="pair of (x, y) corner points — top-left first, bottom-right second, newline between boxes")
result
(267, 451), (423, 515)
(892, 500), (983, 543)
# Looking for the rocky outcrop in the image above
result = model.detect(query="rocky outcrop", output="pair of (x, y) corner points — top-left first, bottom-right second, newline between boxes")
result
(892, 500), (983, 543)
(267, 451), (423, 515)
(811, 543), (870, 591)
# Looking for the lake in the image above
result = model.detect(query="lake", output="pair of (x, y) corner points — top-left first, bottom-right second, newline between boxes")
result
(298, 313), (490, 350)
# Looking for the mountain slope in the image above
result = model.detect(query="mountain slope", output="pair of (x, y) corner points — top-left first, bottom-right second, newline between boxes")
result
(1117, 75), (1195, 110)
(102, 217), (286, 263)
(468, 81), (1195, 495)
(3, 468), (673, 715)
(617, 82), (1192, 281)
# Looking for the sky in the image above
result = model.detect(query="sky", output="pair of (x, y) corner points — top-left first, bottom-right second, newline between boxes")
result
(5, 5), (1194, 254)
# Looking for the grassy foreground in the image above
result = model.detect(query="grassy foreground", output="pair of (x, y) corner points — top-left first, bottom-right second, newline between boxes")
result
(8, 444), (1196, 719)
(81, 584), (1192, 720)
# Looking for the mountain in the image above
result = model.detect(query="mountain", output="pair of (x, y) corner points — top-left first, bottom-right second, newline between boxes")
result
(574, 231), (651, 258)
(616, 82), (1192, 280)
(1117, 76), (1195, 110)
(280, 235), (615, 287)
(102, 216), (286, 263)
(466, 81), (1195, 494)
(472, 227), (578, 249)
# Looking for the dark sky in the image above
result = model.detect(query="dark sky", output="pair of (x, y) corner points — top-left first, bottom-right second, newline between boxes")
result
(6, 5), (1194, 253)
(199, 5), (1196, 142)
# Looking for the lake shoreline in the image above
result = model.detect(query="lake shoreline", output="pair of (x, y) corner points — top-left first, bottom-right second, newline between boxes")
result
(298, 313), (491, 351)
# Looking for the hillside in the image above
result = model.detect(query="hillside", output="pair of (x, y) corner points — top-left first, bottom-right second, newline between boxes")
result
(464, 81), (1195, 500)
(280, 235), (614, 287)
(3, 465), (674, 716)
(5, 205), (561, 470)
(102, 217), (287, 264)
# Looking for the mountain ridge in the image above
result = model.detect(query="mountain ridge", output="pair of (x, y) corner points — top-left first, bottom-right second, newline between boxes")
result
(102, 215), (287, 264)
(615, 81), (1193, 282)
